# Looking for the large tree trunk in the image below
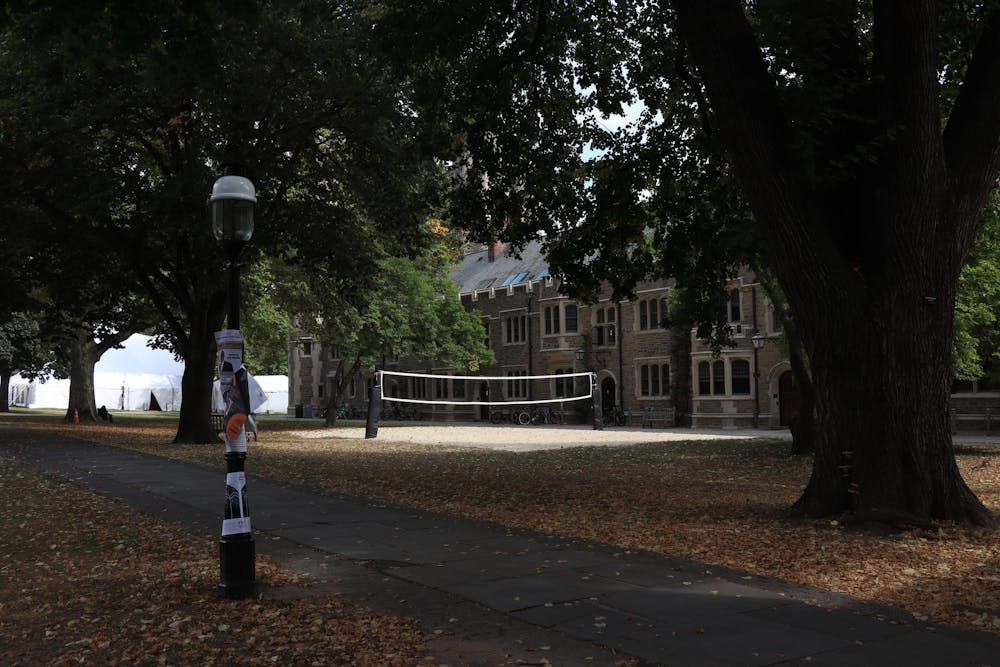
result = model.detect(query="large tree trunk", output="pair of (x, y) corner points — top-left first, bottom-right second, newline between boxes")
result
(669, 322), (692, 427)
(65, 332), (99, 422)
(794, 280), (991, 525)
(0, 372), (10, 412)
(674, 1), (1000, 526)
(174, 319), (220, 444)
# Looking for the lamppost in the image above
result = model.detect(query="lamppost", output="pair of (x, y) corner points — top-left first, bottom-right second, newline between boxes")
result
(211, 173), (256, 599)
(751, 332), (765, 429)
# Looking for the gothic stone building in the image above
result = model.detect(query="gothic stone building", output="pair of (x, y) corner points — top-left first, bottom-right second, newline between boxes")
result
(288, 240), (806, 429)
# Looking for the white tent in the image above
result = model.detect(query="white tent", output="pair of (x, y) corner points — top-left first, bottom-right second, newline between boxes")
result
(8, 375), (69, 409)
(9, 372), (183, 411)
(8, 334), (186, 411)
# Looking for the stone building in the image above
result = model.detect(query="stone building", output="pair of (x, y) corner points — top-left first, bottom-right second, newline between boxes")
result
(287, 240), (798, 429)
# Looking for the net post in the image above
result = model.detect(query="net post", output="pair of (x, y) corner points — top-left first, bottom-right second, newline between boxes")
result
(365, 372), (382, 439)
(591, 373), (603, 430)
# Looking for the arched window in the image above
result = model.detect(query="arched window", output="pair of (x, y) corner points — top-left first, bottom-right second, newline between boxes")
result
(639, 297), (669, 330)
(698, 361), (711, 395)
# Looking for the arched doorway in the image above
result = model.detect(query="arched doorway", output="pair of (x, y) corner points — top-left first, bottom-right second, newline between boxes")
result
(479, 381), (490, 421)
(779, 371), (800, 427)
(601, 377), (616, 411)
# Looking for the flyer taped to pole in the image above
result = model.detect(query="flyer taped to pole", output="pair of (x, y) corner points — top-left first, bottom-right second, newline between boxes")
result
(215, 329), (257, 454)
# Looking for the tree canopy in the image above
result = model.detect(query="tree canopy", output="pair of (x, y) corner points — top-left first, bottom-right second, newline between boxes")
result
(291, 220), (494, 423)
(1, 1), (449, 440)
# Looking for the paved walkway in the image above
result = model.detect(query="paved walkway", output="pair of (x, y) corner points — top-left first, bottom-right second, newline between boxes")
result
(3, 426), (999, 666)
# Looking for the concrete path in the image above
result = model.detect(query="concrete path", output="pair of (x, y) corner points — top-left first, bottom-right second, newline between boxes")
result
(3, 426), (999, 666)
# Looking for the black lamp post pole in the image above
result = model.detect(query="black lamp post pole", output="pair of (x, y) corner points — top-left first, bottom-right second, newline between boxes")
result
(227, 242), (242, 330)
(211, 171), (257, 600)
(219, 239), (255, 599)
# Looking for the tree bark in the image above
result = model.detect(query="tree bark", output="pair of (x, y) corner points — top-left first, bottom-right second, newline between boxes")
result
(674, 0), (1000, 526)
(173, 318), (221, 444)
(64, 332), (99, 422)
(785, 318), (816, 456)
(669, 322), (692, 426)
(0, 372), (10, 412)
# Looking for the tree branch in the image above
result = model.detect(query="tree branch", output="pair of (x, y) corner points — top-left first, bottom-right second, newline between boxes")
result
(670, 1), (846, 299)
(943, 7), (1000, 234)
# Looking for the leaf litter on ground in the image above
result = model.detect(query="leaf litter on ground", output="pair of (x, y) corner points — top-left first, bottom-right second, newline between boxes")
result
(10, 418), (1000, 638)
(0, 449), (425, 666)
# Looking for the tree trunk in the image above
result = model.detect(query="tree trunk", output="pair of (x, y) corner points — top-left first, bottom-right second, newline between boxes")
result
(174, 322), (220, 444)
(0, 372), (10, 412)
(669, 322), (692, 426)
(674, 0), (999, 526)
(793, 281), (994, 526)
(65, 332), (99, 422)
(784, 318), (816, 456)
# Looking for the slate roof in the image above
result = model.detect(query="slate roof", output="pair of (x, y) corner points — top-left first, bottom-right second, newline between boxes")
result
(450, 241), (549, 295)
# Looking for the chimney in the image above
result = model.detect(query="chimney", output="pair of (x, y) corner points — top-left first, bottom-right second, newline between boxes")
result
(487, 240), (505, 262)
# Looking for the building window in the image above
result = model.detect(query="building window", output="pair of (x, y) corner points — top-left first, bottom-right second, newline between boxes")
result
(318, 383), (325, 398)
(505, 313), (526, 344)
(699, 360), (730, 395)
(565, 304), (578, 332)
(713, 360), (726, 395)
(411, 377), (428, 399)
(729, 288), (741, 323)
(770, 303), (784, 333)
(638, 297), (669, 331)
(595, 307), (616, 346)
(731, 360), (751, 395)
(640, 363), (670, 396)
(453, 378), (466, 399)
(544, 306), (561, 335)
(553, 368), (573, 397)
(302, 341), (312, 356)
(435, 377), (449, 399)
(698, 362), (711, 395)
(506, 370), (527, 399)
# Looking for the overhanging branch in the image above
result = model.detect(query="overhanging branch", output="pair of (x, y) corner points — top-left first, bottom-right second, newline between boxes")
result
(943, 8), (1000, 231)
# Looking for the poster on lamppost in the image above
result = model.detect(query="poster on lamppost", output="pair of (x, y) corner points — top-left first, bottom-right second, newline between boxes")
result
(215, 329), (258, 454)
(222, 471), (251, 536)
(215, 328), (256, 540)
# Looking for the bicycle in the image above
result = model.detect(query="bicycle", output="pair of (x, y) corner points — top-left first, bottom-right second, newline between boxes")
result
(604, 406), (627, 426)
(530, 406), (563, 425)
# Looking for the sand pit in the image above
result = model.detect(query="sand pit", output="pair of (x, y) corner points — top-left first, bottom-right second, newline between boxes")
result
(291, 423), (791, 452)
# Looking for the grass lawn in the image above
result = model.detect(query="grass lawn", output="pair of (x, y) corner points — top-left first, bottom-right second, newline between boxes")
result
(5, 409), (1000, 638)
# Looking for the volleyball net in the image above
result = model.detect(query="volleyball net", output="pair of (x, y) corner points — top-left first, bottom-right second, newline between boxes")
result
(364, 369), (603, 437)
(376, 369), (596, 406)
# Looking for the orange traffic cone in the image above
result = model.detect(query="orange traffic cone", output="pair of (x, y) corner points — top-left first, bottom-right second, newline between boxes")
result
(73, 408), (80, 423)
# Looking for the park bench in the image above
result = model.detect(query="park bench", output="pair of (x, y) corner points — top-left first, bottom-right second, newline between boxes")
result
(642, 407), (675, 428)
(950, 408), (993, 434)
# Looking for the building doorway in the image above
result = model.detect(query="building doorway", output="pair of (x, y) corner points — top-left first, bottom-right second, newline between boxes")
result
(479, 381), (490, 421)
(779, 371), (800, 426)
(601, 377), (616, 411)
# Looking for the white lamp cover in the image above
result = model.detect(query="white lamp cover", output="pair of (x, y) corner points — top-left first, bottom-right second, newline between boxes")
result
(211, 175), (257, 204)
(211, 175), (256, 242)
